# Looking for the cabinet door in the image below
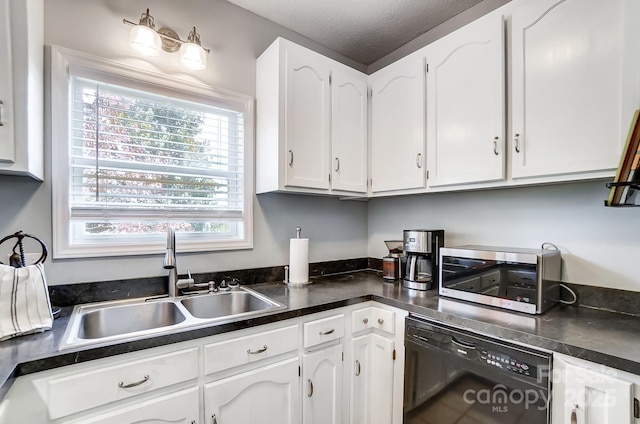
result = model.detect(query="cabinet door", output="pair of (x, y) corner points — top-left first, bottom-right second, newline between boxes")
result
(350, 335), (371, 424)
(205, 357), (300, 424)
(302, 344), (343, 424)
(350, 334), (395, 424)
(284, 43), (331, 190)
(331, 67), (368, 193)
(0, 0), (14, 162)
(426, 10), (505, 187)
(553, 355), (634, 424)
(511, 0), (640, 179)
(66, 386), (199, 424)
(369, 334), (395, 424)
(370, 55), (425, 193)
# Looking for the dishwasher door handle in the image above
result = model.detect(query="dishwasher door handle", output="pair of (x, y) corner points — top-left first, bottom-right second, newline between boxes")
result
(412, 334), (430, 343)
(451, 336), (477, 350)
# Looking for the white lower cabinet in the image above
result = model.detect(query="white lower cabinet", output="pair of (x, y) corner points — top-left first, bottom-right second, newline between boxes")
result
(348, 304), (407, 424)
(204, 357), (300, 424)
(2, 302), (405, 424)
(350, 333), (395, 424)
(302, 344), (343, 424)
(552, 353), (639, 424)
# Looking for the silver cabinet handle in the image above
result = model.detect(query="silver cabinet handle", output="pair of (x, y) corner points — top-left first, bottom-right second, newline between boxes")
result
(118, 374), (149, 388)
(307, 378), (314, 397)
(0, 100), (4, 126)
(247, 344), (268, 354)
(362, 318), (368, 324)
(335, 157), (340, 172)
(571, 404), (578, 424)
(378, 318), (384, 325)
(355, 360), (361, 376)
(212, 414), (217, 424)
(319, 328), (335, 335)
(493, 136), (499, 155)
(514, 133), (521, 153)
(288, 149), (294, 166)
(416, 153), (422, 168)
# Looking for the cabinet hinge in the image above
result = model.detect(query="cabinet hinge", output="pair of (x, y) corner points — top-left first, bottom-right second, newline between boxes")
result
(368, 88), (372, 98)
(393, 349), (396, 361)
(342, 352), (344, 362)
(634, 398), (639, 418)
(426, 170), (429, 180)
(329, 173), (331, 184)
(329, 73), (332, 85)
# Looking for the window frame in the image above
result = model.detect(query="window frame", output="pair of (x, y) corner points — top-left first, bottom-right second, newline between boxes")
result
(50, 46), (254, 259)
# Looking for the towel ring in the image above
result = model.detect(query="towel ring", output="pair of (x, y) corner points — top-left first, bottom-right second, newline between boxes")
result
(0, 231), (48, 267)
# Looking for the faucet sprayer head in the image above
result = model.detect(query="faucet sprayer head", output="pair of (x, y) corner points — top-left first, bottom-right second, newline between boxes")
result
(163, 227), (176, 269)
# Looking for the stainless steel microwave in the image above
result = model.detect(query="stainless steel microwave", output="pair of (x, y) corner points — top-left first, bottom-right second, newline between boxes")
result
(439, 246), (562, 314)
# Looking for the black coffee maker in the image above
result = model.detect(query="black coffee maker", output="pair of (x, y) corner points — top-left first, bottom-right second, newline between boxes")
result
(402, 229), (444, 290)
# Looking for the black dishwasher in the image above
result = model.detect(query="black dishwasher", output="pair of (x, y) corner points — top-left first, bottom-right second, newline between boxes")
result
(404, 315), (551, 424)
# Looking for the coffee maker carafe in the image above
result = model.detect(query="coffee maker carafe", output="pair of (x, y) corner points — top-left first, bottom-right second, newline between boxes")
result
(403, 229), (444, 290)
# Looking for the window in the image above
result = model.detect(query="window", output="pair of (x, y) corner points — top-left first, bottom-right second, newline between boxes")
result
(51, 47), (254, 258)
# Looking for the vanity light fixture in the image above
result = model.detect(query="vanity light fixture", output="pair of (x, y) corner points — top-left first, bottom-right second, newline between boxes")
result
(123, 8), (211, 70)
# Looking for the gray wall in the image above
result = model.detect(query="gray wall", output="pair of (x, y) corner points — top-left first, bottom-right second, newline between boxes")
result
(368, 181), (640, 292)
(0, 0), (368, 285)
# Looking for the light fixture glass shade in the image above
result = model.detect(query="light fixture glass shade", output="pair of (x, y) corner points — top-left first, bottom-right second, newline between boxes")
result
(130, 25), (161, 56)
(179, 43), (207, 70)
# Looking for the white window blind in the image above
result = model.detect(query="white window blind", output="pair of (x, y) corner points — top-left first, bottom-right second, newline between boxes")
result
(69, 76), (245, 225)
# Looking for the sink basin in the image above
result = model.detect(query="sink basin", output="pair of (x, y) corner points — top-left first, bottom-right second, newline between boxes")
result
(78, 301), (186, 339)
(60, 286), (286, 350)
(180, 290), (280, 319)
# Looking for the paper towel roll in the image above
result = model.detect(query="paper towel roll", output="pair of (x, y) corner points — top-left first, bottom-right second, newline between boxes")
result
(289, 238), (309, 284)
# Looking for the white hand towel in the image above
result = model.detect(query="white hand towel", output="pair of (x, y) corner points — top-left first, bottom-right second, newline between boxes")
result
(0, 263), (53, 341)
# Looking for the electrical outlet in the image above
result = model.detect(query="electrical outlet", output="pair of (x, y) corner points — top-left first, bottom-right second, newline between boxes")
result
(5, 252), (42, 266)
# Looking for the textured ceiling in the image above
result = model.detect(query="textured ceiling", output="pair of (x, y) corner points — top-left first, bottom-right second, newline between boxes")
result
(225, 0), (483, 65)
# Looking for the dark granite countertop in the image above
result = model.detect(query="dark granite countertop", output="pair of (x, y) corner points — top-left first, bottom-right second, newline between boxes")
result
(2, 271), (640, 399)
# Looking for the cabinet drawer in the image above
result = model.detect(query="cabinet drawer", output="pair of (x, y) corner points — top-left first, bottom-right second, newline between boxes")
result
(47, 347), (199, 419)
(72, 386), (199, 424)
(205, 324), (298, 375)
(352, 307), (395, 335)
(303, 314), (345, 348)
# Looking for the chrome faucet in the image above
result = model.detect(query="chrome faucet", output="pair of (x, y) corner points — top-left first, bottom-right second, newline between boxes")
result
(163, 227), (213, 296)
(163, 227), (179, 297)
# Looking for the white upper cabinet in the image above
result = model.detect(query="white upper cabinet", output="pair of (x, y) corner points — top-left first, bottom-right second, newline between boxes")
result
(370, 54), (426, 193)
(511, 0), (640, 180)
(331, 66), (368, 193)
(0, 0), (43, 180)
(425, 10), (505, 187)
(0, 0), (13, 163)
(256, 37), (367, 195)
(283, 42), (331, 190)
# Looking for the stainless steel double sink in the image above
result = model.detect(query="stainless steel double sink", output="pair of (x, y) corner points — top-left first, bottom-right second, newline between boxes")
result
(60, 286), (286, 350)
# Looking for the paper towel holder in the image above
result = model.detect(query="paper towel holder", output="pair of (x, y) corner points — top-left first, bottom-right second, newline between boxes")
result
(287, 225), (310, 286)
